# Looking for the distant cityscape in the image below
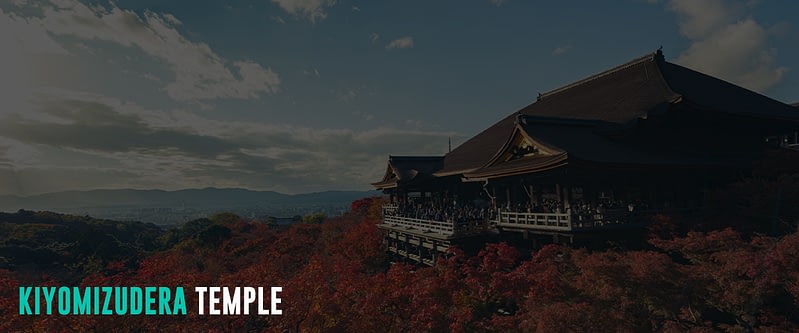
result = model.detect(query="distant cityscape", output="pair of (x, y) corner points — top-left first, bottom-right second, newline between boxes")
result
(54, 203), (352, 226)
(0, 188), (377, 226)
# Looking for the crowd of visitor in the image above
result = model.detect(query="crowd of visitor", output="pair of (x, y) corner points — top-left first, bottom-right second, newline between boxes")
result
(387, 200), (489, 223)
(385, 197), (650, 227)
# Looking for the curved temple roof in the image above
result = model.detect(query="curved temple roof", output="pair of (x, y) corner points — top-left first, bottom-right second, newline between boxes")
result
(435, 49), (799, 177)
(372, 156), (443, 190)
(463, 115), (749, 180)
(375, 49), (799, 187)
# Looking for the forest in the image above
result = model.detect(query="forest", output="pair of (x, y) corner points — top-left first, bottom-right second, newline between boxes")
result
(0, 174), (798, 332)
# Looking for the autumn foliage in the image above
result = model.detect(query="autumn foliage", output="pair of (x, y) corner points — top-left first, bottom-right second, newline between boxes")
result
(1, 195), (798, 332)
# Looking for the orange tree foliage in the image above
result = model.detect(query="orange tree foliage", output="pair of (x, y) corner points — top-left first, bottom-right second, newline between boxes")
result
(3, 195), (799, 332)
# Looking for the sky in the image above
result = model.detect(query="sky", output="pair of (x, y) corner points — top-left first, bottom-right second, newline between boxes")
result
(0, 0), (797, 196)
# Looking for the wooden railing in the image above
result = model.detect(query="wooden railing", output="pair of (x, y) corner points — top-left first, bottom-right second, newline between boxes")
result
(382, 215), (490, 235)
(571, 209), (637, 229)
(383, 215), (455, 234)
(496, 211), (572, 231)
(382, 206), (642, 235)
(495, 209), (642, 232)
(380, 205), (489, 236)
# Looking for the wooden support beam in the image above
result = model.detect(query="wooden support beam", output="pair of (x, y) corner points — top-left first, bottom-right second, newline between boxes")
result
(556, 183), (562, 203)
(492, 187), (497, 209)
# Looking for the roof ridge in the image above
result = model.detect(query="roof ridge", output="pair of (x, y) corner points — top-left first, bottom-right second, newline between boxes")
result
(538, 51), (659, 101)
(389, 155), (443, 159)
(518, 114), (607, 126)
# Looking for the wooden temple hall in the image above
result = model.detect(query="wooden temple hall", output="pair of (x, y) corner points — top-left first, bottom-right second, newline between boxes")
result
(372, 49), (799, 266)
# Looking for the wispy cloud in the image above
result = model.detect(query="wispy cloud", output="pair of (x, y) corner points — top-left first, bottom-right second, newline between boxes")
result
(664, 0), (788, 92)
(369, 32), (380, 44)
(1, 0), (281, 103)
(552, 45), (572, 56)
(337, 90), (357, 103)
(303, 68), (321, 78)
(385, 36), (414, 50)
(271, 0), (337, 23)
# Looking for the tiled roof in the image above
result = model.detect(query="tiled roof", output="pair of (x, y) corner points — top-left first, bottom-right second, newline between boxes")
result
(464, 115), (748, 179)
(435, 50), (799, 177)
(372, 156), (443, 189)
(659, 61), (799, 121)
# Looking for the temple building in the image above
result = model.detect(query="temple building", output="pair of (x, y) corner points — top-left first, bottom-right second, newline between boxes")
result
(373, 49), (799, 265)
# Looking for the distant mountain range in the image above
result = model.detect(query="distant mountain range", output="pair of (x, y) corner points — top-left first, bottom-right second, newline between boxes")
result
(0, 188), (380, 224)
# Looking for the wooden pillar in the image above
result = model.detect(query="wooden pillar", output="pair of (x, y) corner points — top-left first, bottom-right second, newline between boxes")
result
(492, 187), (497, 209)
(431, 240), (437, 265)
(403, 234), (409, 257)
(556, 183), (562, 203)
(529, 185), (535, 207)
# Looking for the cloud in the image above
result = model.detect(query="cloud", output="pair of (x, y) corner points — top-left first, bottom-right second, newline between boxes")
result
(337, 89), (357, 103)
(666, 0), (788, 92)
(271, 16), (286, 24)
(0, 99), (243, 158)
(552, 45), (572, 56)
(385, 36), (414, 50)
(271, 0), (336, 23)
(668, 0), (739, 39)
(302, 68), (321, 78)
(351, 111), (374, 121)
(0, 7), (69, 56)
(0, 92), (457, 195)
(352, 5), (360, 11)
(490, 0), (508, 6)
(2, 0), (281, 102)
(0, 6), (69, 115)
(369, 32), (380, 44)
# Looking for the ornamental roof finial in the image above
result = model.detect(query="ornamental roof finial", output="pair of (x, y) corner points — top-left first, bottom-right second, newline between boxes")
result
(655, 46), (664, 61)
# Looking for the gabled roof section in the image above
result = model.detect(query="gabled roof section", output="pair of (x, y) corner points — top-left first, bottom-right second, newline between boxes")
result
(515, 116), (703, 166)
(435, 114), (516, 177)
(372, 156), (443, 189)
(520, 50), (681, 123)
(464, 116), (599, 179)
(438, 50), (680, 176)
(483, 115), (567, 166)
(464, 115), (746, 180)
(658, 62), (799, 121)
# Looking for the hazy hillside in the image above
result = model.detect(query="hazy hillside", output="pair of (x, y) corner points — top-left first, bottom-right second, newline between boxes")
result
(0, 188), (378, 224)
